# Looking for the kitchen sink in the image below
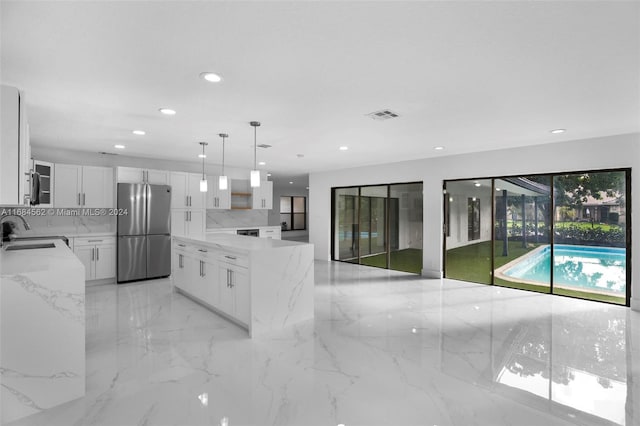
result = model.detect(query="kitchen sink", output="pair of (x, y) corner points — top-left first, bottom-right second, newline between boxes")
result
(5, 242), (57, 251)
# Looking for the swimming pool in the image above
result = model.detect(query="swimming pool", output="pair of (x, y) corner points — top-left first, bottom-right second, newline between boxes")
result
(498, 244), (626, 294)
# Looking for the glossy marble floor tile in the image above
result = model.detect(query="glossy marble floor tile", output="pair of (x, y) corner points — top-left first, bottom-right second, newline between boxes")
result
(7, 261), (639, 426)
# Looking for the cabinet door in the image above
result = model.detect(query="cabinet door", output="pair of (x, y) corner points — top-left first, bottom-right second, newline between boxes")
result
(181, 255), (197, 296)
(74, 245), (94, 281)
(186, 210), (205, 238)
(187, 173), (205, 209)
(116, 167), (144, 183)
(170, 172), (188, 208)
(218, 265), (234, 316)
(94, 244), (115, 280)
(146, 169), (169, 185)
(218, 182), (231, 209)
(251, 185), (262, 209)
(54, 164), (82, 207)
(231, 266), (250, 325)
(82, 166), (113, 208)
(171, 210), (187, 236)
(262, 181), (273, 210)
(173, 250), (187, 289)
(203, 259), (220, 308)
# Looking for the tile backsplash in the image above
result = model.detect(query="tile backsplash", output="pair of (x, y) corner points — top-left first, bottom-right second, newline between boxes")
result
(206, 210), (268, 228)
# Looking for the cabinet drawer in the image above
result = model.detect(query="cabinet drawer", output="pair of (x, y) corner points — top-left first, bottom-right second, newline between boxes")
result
(217, 250), (249, 268)
(74, 236), (115, 247)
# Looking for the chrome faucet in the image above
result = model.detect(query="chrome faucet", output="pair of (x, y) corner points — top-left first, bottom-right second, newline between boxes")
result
(1, 214), (31, 246)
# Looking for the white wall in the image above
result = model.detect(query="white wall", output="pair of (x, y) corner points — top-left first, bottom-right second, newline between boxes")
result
(309, 133), (640, 311)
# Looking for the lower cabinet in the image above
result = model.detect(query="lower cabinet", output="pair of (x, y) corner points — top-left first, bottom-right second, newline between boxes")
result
(73, 237), (116, 281)
(218, 262), (249, 325)
(172, 241), (250, 327)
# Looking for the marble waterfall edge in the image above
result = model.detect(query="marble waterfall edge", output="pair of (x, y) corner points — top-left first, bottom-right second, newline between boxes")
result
(1, 246), (85, 423)
(250, 243), (314, 337)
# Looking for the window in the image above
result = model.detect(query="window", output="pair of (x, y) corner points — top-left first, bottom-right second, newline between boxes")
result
(280, 196), (306, 231)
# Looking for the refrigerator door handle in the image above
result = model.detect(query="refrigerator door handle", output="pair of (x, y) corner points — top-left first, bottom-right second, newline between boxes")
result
(77, 193), (81, 206)
(96, 247), (99, 261)
(91, 247), (94, 261)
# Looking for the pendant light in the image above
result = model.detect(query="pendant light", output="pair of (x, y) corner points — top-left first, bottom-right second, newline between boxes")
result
(199, 142), (208, 192)
(250, 121), (261, 188)
(218, 133), (229, 190)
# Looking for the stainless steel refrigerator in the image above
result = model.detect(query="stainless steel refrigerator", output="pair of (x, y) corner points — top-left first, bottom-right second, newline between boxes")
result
(117, 183), (172, 283)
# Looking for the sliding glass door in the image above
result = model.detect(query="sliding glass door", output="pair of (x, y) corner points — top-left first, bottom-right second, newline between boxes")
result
(492, 175), (552, 294)
(444, 169), (630, 306)
(552, 171), (627, 304)
(444, 179), (492, 284)
(332, 182), (423, 274)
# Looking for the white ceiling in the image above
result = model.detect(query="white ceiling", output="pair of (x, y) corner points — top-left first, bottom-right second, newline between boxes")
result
(1, 1), (638, 186)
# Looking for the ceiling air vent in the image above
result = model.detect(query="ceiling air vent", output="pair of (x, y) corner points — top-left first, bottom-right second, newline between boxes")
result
(366, 109), (400, 121)
(98, 151), (118, 155)
(257, 144), (272, 148)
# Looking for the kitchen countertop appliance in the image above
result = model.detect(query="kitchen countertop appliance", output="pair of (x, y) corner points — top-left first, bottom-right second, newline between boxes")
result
(117, 183), (171, 283)
(237, 229), (259, 237)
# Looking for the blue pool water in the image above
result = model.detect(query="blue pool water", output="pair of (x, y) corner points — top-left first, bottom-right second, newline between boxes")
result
(502, 245), (626, 294)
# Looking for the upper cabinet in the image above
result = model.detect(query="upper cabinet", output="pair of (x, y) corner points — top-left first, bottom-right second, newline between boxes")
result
(0, 85), (31, 205)
(54, 164), (114, 208)
(116, 167), (169, 185)
(170, 172), (204, 209)
(206, 176), (231, 210)
(252, 181), (273, 210)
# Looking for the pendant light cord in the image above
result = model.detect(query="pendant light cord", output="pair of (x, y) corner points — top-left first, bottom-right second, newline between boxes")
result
(253, 125), (257, 170)
(222, 136), (225, 176)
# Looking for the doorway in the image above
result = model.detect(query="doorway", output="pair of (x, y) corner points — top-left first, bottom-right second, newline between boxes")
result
(332, 182), (423, 274)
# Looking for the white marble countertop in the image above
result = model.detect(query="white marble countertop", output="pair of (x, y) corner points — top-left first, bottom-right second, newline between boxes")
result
(0, 239), (83, 275)
(13, 230), (116, 238)
(206, 225), (280, 232)
(174, 233), (307, 251)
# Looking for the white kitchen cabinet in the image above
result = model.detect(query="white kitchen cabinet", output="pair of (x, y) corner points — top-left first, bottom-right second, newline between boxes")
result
(171, 209), (205, 238)
(73, 237), (116, 281)
(218, 261), (250, 325)
(0, 85), (31, 205)
(206, 176), (231, 209)
(116, 167), (169, 184)
(170, 172), (205, 209)
(252, 180), (273, 210)
(54, 164), (114, 208)
(259, 227), (281, 240)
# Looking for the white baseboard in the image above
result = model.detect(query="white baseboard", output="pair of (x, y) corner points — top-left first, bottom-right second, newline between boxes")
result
(631, 297), (640, 312)
(421, 268), (442, 279)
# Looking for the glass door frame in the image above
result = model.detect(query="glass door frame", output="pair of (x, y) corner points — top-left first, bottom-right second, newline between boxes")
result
(331, 181), (423, 273)
(443, 168), (632, 307)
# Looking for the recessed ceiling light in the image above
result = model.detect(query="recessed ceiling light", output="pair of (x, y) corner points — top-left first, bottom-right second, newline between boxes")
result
(198, 154), (206, 158)
(434, 146), (445, 151)
(159, 108), (176, 115)
(132, 130), (146, 136)
(258, 161), (266, 166)
(200, 72), (222, 83)
(339, 146), (348, 151)
(496, 188), (501, 191)
(550, 129), (566, 134)
(267, 173), (272, 177)
(289, 181), (293, 184)
(114, 144), (125, 149)
(474, 182), (481, 187)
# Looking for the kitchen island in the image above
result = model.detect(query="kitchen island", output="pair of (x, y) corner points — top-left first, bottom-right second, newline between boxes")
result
(0, 239), (85, 424)
(172, 234), (314, 337)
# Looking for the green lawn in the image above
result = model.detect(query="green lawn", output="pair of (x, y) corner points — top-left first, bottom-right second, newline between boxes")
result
(359, 248), (423, 274)
(445, 240), (625, 305)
